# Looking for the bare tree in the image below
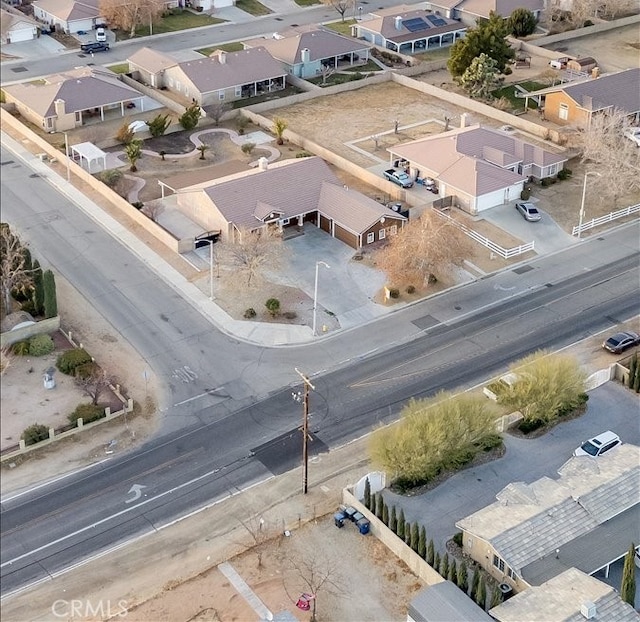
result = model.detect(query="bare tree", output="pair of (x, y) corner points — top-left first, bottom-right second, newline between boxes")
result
(235, 515), (274, 568)
(0, 224), (33, 317)
(320, 65), (335, 85)
(286, 549), (343, 622)
(377, 210), (472, 288)
(75, 368), (116, 405)
(218, 227), (286, 288)
(141, 200), (165, 222)
(579, 109), (640, 208)
(323, 0), (353, 21)
(99, 0), (164, 38)
(207, 101), (231, 126)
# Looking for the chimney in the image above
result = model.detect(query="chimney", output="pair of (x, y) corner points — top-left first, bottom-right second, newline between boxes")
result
(460, 113), (468, 128)
(580, 602), (596, 620)
(395, 16), (403, 30)
(218, 51), (227, 64)
(301, 48), (310, 64)
(54, 99), (66, 117)
(258, 157), (269, 171)
(591, 66), (600, 78)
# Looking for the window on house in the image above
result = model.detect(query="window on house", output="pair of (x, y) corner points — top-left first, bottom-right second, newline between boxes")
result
(493, 555), (505, 572)
(379, 228), (386, 240)
(559, 103), (569, 120)
(175, 81), (181, 92)
(75, 111), (81, 122)
(390, 225), (397, 235)
(507, 567), (516, 580)
(46, 117), (53, 128)
(548, 163), (558, 176)
(219, 92), (225, 101)
(366, 232), (375, 244)
(235, 86), (242, 97)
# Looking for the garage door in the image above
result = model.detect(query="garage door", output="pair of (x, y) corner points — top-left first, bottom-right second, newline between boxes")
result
(8, 28), (35, 42)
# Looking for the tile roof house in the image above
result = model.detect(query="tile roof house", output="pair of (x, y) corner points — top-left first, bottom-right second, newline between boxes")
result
(31, 0), (101, 34)
(352, 6), (466, 55)
(244, 26), (370, 79)
(456, 444), (640, 594)
(127, 47), (287, 107)
(524, 68), (640, 128)
(490, 568), (640, 622)
(1, 7), (40, 43)
(174, 156), (406, 249)
(388, 122), (567, 214)
(2, 68), (146, 132)
(427, 0), (544, 26)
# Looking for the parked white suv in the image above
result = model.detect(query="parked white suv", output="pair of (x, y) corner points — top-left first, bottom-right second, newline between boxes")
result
(96, 27), (107, 42)
(574, 431), (621, 457)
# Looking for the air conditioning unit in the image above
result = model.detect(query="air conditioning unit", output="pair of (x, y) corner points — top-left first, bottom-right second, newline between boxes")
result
(580, 602), (596, 619)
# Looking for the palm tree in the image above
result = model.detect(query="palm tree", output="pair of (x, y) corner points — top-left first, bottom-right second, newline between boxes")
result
(124, 139), (142, 172)
(197, 144), (209, 160)
(273, 118), (288, 145)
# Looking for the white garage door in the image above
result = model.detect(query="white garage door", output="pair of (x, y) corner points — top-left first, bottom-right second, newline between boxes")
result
(9, 28), (35, 42)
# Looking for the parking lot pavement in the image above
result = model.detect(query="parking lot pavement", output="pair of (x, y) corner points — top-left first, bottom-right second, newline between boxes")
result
(383, 381), (640, 554)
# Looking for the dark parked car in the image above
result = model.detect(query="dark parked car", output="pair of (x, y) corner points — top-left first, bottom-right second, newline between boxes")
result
(80, 42), (110, 53)
(602, 331), (640, 354)
(515, 202), (541, 222)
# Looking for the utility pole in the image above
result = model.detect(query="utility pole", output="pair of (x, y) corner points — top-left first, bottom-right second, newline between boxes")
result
(294, 368), (315, 494)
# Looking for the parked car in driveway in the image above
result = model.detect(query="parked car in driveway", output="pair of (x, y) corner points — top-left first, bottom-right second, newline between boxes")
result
(515, 202), (541, 222)
(95, 27), (107, 42)
(602, 331), (640, 354)
(574, 431), (621, 457)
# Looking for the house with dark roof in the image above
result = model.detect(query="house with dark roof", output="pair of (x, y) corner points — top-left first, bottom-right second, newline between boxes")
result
(524, 68), (640, 128)
(490, 567), (639, 622)
(456, 444), (640, 595)
(426, 0), (544, 26)
(174, 156), (406, 249)
(353, 6), (466, 54)
(408, 582), (493, 622)
(388, 122), (567, 214)
(2, 67), (146, 132)
(244, 26), (370, 79)
(127, 47), (287, 106)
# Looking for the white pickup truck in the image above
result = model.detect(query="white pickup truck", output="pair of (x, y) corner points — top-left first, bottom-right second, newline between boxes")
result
(383, 168), (413, 188)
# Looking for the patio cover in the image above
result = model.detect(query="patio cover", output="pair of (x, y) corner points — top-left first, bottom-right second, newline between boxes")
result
(70, 142), (107, 173)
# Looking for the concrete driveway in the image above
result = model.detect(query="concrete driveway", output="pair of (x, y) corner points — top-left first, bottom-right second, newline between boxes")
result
(383, 381), (640, 554)
(481, 199), (576, 255)
(2, 33), (65, 59)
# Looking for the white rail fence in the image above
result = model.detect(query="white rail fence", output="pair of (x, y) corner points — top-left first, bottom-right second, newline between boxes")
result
(433, 209), (535, 259)
(572, 203), (640, 237)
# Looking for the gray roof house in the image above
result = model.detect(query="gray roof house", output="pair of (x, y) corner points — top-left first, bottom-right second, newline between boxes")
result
(352, 6), (466, 54)
(244, 26), (371, 79)
(490, 568), (640, 622)
(408, 582), (493, 622)
(456, 444), (640, 594)
(32, 0), (101, 34)
(127, 46), (287, 107)
(174, 156), (406, 249)
(2, 67), (146, 132)
(427, 0), (545, 26)
(0, 7), (39, 43)
(388, 122), (567, 214)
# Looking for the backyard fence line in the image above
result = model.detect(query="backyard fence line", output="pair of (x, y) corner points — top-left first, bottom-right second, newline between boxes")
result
(571, 203), (640, 237)
(433, 208), (535, 258)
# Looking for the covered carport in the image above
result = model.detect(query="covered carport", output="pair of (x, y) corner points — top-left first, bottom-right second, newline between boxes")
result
(70, 142), (107, 173)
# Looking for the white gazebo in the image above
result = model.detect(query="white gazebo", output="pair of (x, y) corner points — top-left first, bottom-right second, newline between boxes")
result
(70, 142), (107, 173)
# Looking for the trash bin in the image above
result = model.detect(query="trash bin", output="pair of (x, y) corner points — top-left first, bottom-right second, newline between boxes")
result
(352, 512), (365, 523)
(344, 506), (358, 521)
(334, 512), (346, 528)
(356, 518), (370, 535)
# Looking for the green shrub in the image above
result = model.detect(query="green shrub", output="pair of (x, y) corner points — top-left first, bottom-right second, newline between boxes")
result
(57, 348), (92, 375)
(265, 298), (280, 317)
(406, 285), (416, 294)
(97, 169), (124, 188)
(179, 103), (201, 130)
(541, 177), (551, 187)
(520, 188), (531, 200)
(131, 201), (144, 210)
(21, 423), (49, 445)
(583, 19), (593, 26)
(21, 300), (37, 315)
(243, 308), (256, 319)
(503, 66), (513, 75)
(12, 340), (30, 356)
(241, 142), (256, 155)
(116, 123), (135, 145)
(453, 531), (463, 547)
(557, 168), (571, 180)
(29, 334), (55, 356)
(68, 402), (105, 425)
(518, 417), (545, 434)
(74, 361), (99, 379)
(148, 113), (171, 137)
(295, 151), (313, 158)
(33, 260), (44, 316)
(389, 288), (400, 299)
(236, 116), (249, 133)
(43, 269), (57, 318)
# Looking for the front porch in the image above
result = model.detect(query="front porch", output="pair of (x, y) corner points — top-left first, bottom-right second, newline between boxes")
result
(239, 76), (286, 98)
(387, 29), (465, 54)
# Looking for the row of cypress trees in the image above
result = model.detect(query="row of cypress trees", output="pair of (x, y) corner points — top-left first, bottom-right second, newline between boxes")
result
(362, 478), (503, 611)
(22, 248), (57, 319)
(626, 354), (640, 393)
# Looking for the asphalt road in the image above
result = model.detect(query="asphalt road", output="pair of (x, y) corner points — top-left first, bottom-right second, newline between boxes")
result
(1, 143), (639, 596)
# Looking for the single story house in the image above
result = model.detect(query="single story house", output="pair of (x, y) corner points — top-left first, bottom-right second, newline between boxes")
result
(2, 68), (146, 132)
(31, 0), (101, 34)
(352, 6), (466, 54)
(490, 568), (639, 622)
(0, 8), (39, 43)
(388, 122), (567, 214)
(456, 444), (640, 594)
(522, 68), (640, 128)
(408, 582), (493, 622)
(174, 156), (407, 249)
(244, 26), (370, 79)
(127, 47), (287, 106)
(426, 0), (544, 26)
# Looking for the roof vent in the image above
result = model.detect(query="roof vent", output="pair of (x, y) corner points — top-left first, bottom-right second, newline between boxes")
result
(581, 602), (596, 619)
(395, 16), (403, 30)
(301, 48), (311, 63)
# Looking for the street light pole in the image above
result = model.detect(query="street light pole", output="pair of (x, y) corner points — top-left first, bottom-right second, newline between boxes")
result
(294, 368), (315, 495)
(578, 171), (601, 239)
(312, 261), (330, 336)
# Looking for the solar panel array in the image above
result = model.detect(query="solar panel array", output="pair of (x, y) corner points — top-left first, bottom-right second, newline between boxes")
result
(428, 15), (447, 26)
(402, 17), (429, 32)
